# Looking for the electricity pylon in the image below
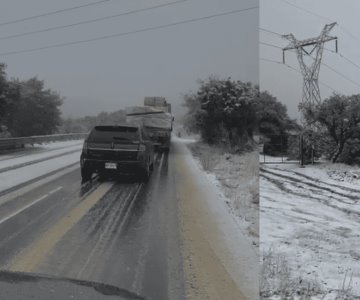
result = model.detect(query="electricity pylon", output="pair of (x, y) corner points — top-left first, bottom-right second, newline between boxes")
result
(282, 22), (337, 124)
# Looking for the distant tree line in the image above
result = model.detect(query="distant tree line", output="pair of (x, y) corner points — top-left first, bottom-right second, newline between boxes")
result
(0, 63), (127, 138)
(59, 110), (126, 134)
(0, 63), (63, 137)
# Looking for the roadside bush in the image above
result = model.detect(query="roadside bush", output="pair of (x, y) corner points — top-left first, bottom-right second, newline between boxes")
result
(254, 91), (300, 137)
(313, 94), (360, 164)
(339, 137), (360, 165)
(183, 76), (258, 151)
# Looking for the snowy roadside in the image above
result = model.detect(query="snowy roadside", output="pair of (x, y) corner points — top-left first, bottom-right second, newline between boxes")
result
(183, 137), (259, 250)
(0, 140), (83, 194)
(0, 140), (83, 170)
(0, 140), (83, 162)
(260, 161), (360, 299)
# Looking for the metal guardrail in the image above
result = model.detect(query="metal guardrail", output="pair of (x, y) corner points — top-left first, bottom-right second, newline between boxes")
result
(0, 133), (88, 151)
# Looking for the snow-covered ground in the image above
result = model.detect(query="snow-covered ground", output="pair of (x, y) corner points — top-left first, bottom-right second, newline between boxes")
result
(0, 140), (83, 162)
(260, 161), (360, 299)
(0, 140), (83, 171)
(0, 140), (83, 194)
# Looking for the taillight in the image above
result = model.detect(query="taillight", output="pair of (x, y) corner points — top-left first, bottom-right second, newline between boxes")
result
(83, 141), (88, 155)
(138, 144), (146, 151)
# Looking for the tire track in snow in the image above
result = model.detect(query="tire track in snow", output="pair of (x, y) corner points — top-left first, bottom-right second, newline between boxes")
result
(260, 167), (360, 201)
(261, 166), (360, 195)
(260, 172), (360, 218)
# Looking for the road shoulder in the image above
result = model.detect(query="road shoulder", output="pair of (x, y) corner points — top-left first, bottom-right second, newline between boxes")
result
(173, 139), (259, 300)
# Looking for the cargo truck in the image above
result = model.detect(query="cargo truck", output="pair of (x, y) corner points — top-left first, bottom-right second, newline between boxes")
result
(144, 97), (171, 113)
(126, 97), (173, 152)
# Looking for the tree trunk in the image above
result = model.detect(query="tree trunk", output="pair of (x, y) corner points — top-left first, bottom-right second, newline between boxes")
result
(332, 142), (344, 163)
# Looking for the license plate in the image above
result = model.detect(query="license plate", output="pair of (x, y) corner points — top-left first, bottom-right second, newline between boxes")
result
(105, 162), (117, 169)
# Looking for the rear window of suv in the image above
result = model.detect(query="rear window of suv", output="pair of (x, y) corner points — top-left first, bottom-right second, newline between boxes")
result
(87, 126), (140, 142)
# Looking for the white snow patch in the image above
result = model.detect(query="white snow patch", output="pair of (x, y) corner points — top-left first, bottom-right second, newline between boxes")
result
(0, 140), (83, 162)
(0, 141), (82, 170)
(0, 151), (81, 193)
(260, 161), (360, 298)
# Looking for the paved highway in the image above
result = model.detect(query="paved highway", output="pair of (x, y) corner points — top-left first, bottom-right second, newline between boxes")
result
(0, 139), (258, 300)
(0, 147), (185, 299)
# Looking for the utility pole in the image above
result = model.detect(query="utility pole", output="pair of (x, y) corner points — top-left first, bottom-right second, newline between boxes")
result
(282, 23), (338, 165)
(282, 22), (338, 124)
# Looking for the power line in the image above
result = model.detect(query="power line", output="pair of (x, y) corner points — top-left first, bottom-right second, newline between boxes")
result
(282, 35), (360, 89)
(260, 41), (297, 54)
(321, 61), (360, 89)
(338, 26), (360, 43)
(0, 0), (112, 27)
(261, 57), (300, 74)
(262, 39), (360, 90)
(261, 28), (360, 91)
(0, 6), (259, 56)
(261, 57), (338, 92)
(277, 0), (360, 44)
(0, 0), (189, 41)
(259, 27), (282, 37)
(337, 53), (360, 71)
(260, 41), (283, 49)
(277, 0), (334, 23)
(261, 21), (360, 87)
(324, 48), (360, 72)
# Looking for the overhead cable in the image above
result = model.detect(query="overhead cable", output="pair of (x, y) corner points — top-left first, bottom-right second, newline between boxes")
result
(0, 0), (112, 27)
(0, 0), (189, 41)
(0, 6), (259, 56)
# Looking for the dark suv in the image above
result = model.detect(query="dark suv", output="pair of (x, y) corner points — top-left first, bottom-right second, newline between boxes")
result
(80, 124), (154, 182)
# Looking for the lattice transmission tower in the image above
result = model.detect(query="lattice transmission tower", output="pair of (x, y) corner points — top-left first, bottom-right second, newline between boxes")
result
(282, 22), (338, 123)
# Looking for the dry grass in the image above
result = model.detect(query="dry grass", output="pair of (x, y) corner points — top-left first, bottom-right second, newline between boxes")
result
(261, 249), (325, 299)
(199, 152), (219, 171)
(336, 271), (355, 300)
(187, 141), (259, 244)
(188, 142), (223, 172)
(261, 249), (358, 300)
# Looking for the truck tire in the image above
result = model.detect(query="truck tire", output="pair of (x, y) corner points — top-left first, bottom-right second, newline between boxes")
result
(140, 161), (150, 183)
(161, 147), (170, 153)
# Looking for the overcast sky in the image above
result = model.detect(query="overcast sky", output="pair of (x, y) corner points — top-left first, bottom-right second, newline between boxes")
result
(261, 0), (360, 120)
(0, 0), (258, 118)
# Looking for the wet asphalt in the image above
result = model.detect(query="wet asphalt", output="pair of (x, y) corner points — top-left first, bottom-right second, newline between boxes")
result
(0, 151), (185, 300)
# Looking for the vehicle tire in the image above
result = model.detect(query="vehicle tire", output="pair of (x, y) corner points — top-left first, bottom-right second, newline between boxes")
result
(81, 165), (93, 182)
(98, 172), (108, 181)
(140, 161), (150, 183)
(163, 147), (170, 154)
